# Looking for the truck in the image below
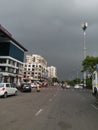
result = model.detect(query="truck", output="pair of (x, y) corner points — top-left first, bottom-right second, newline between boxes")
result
(92, 70), (98, 99)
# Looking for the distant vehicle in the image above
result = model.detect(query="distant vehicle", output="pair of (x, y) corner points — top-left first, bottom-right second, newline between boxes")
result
(36, 83), (40, 92)
(74, 84), (83, 89)
(66, 85), (71, 89)
(20, 83), (32, 92)
(31, 83), (36, 88)
(61, 83), (66, 89)
(42, 81), (48, 87)
(0, 83), (18, 98)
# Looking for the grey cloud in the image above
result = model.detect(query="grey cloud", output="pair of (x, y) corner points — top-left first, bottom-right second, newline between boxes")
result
(0, 0), (98, 80)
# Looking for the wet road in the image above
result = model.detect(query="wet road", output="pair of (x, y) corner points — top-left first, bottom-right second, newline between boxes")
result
(0, 86), (98, 130)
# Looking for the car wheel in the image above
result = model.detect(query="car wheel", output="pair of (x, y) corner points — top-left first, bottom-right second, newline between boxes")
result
(4, 92), (7, 98)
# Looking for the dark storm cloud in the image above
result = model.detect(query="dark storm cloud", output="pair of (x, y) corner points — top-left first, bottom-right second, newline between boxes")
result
(0, 0), (98, 80)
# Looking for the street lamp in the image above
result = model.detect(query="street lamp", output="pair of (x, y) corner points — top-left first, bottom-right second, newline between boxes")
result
(81, 22), (88, 87)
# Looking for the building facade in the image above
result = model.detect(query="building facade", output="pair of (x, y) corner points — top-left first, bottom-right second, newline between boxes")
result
(47, 66), (57, 79)
(23, 54), (48, 82)
(0, 24), (27, 84)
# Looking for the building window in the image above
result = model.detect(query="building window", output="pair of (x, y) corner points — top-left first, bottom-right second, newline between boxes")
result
(8, 67), (14, 73)
(32, 69), (34, 71)
(39, 65), (41, 68)
(0, 66), (5, 71)
(0, 59), (6, 64)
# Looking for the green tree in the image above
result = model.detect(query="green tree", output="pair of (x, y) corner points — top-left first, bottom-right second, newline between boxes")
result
(86, 77), (92, 89)
(82, 56), (98, 75)
(82, 56), (98, 89)
(66, 78), (81, 86)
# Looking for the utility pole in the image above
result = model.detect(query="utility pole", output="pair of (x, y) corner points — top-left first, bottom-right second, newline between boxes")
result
(81, 22), (88, 87)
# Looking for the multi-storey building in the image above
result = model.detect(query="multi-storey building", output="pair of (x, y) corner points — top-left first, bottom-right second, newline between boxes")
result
(23, 54), (48, 82)
(0, 24), (27, 84)
(47, 66), (57, 79)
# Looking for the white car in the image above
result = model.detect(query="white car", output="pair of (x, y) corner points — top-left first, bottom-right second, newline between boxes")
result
(74, 84), (83, 89)
(0, 83), (18, 98)
(66, 85), (71, 89)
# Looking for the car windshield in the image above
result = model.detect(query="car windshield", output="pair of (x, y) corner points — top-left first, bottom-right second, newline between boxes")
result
(24, 84), (30, 86)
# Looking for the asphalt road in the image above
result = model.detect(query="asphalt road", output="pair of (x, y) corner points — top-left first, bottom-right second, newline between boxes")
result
(0, 86), (98, 130)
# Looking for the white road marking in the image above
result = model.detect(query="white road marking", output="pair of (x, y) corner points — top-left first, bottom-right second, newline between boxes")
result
(35, 109), (43, 116)
(91, 104), (98, 110)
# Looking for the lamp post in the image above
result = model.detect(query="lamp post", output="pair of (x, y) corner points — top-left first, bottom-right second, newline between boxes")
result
(81, 22), (88, 87)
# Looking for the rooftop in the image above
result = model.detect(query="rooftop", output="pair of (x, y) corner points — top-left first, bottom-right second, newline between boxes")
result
(0, 24), (27, 52)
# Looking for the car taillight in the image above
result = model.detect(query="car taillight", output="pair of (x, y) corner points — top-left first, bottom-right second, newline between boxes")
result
(2, 87), (5, 91)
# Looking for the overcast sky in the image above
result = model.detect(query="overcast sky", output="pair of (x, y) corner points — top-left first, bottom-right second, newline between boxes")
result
(0, 0), (98, 80)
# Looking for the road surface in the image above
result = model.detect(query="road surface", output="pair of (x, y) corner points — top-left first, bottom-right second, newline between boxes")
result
(0, 86), (98, 130)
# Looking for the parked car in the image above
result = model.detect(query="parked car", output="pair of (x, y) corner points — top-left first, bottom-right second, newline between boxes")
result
(0, 83), (18, 98)
(20, 83), (32, 92)
(31, 83), (37, 88)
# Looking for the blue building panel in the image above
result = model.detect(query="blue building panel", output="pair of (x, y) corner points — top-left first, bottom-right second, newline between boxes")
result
(0, 42), (24, 62)
(9, 43), (24, 62)
(0, 42), (10, 56)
